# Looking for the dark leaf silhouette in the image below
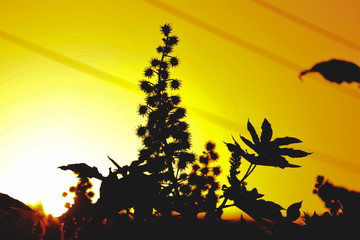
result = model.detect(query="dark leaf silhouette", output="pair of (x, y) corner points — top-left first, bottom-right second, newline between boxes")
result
(0, 192), (35, 216)
(58, 163), (104, 180)
(260, 118), (272, 143)
(247, 119), (260, 145)
(225, 119), (311, 168)
(272, 137), (302, 146)
(279, 148), (311, 158)
(234, 192), (284, 224)
(286, 201), (302, 221)
(300, 59), (360, 85)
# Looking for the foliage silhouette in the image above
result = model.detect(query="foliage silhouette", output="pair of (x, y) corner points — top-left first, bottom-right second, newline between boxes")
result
(59, 177), (96, 240)
(0, 192), (35, 216)
(136, 24), (194, 173)
(220, 119), (308, 227)
(0, 193), (58, 240)
(301, 176), (360, 238)
(135, 23), (199, 217)
(300, 59), (360, 85)
(313, 175), (360, 216)
(177, 141), (222, 219)
(225, 118), (311, 169)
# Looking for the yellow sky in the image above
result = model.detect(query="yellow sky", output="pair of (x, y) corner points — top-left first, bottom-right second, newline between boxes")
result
(0, 0), (359, 219)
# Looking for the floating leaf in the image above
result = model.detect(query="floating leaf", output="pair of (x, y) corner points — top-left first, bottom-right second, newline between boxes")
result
(260, 118), (273, 143)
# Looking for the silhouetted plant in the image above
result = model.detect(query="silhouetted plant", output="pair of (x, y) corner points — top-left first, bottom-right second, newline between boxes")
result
(220, 119), (308, 226)
(313, 175), (360, 216)
(302, 175), (360, 238)
(136, 23), (195, 214)
(178, 141), (222, 219)
(51, 23), (352, 239)
(0, 192), (35, 216)
(59, 177), (95, 240)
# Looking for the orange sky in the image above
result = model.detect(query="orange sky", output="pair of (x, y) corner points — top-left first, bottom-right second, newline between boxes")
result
(0, 0), (359, 219)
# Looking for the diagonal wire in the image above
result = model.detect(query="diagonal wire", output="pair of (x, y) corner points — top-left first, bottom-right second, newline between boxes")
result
(252, 0), (360, 53)
(144, 0), (360, 102)
(0, 30), (139, 94)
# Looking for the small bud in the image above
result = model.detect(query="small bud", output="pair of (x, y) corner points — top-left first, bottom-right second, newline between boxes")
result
(136, 125), (147, 137)
(170, 79), (181, 90)
(161, 23), (172, 36)
(170, 57), (179, 67)
(144, 67), (154, 78)
(160, 70), (169, 79)
(138, 105), (148, 116)
(206, 141), (216, 151)
(171, 95), (181, 105)
(212, 167), (221, 176)
(139, 80), (154, 93)
(168, 36), (179, 46)
(150, 58), (160, 67)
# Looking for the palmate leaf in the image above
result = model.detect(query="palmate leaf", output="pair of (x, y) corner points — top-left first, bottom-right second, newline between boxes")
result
(227, 119), (310, 169)
(247, 119), (259, 145)
(272, 137), (302, 146)
(260, 118), (273, 143)
(279, 148), (312, 158)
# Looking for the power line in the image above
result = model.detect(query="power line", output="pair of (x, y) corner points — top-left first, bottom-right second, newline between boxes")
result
(144, 0), (360, 102)
(144, 0), (303, 73)
(252, 0), (360, 53)
(0, 30), (139, 95)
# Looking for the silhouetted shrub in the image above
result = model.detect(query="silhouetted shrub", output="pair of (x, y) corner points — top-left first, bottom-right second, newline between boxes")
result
(59, 177), (95, 240)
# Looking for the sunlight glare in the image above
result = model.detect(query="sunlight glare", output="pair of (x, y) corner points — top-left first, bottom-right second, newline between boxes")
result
(0, 135), (102, 217)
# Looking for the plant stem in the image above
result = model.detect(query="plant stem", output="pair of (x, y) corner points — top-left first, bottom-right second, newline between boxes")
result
(240, 164), (257, 183)
(217, 197), (229, 210)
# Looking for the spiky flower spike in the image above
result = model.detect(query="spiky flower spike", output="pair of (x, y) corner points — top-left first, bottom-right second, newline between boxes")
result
(136, 24), (195, 203)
